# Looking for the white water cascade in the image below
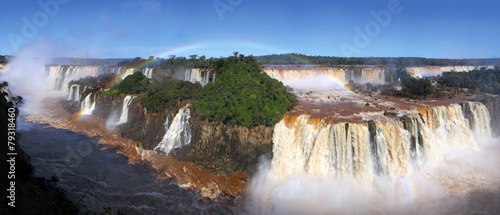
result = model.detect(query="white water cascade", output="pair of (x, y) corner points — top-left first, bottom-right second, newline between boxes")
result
(118, 95), (135, 124)
(154, 106), (192, 154)
(143, 68), (153, 79)
(66, 84), (81, 101)
(183, 69), (214, 86)
(80, 93), (97, 115)
(46, 65), (134, 93)
(270, 102), (491, 181)
(407, 66), (480, 77)
(263, 67), (391, 85)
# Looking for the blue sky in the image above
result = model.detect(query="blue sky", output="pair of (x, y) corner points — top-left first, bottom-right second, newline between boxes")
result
(1, 0), (499, 58)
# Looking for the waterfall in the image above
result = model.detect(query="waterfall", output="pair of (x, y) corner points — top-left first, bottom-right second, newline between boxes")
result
(66, 84), (81, 101)
(80, 93), (97, 115)
(270, 102), (492, 181)
(183, 69), (214, 86)
(406, 66), (479, 78)
(117, 95), (135, 124)
(262, 68), (392, 85)
(154, 106), (192, 154)
(46, 65), (132, 93)
(143, 68), (153, 79)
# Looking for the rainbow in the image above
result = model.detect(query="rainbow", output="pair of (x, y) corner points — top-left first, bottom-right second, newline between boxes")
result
(267, 53), (351, 91)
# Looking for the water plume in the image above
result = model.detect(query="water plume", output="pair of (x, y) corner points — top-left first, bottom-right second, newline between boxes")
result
(282, 74), (347, 91)
(247, 103), (500, 214)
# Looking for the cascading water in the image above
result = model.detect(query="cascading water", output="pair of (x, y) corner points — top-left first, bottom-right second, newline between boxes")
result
(406, 66), (484, 78)
(263, 67), (393, 85)
(66, 84), (81, 101)
(270, 102), (491, 181)
(80, 92), (97, 115)
(118, 95), (135, 124)
(183, 68), (214, 86)
(143, 67), (153, 79)
(154, 105), (192, 154)
(248, 101), (497, 214)
(46, 65), (133, 93)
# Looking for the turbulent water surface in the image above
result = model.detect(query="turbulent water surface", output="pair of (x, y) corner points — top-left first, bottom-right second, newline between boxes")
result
(18, 120), (243, 214)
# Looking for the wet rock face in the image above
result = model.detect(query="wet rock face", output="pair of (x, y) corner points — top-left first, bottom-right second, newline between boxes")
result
(171, 115), (274, 176)
(92, 95), (275, 176)
(121, 103), (171, 149)
(93, 94), (122, 118)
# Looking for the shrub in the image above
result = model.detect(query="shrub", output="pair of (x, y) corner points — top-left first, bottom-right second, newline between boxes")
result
(108, 71), (149, 95)
(141, 80), (201, 112)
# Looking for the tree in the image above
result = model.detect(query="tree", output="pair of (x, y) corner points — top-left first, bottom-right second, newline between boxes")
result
(189, 55), (198, 62)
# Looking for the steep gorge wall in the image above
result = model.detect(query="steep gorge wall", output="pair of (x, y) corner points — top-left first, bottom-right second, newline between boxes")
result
(172, 115), (273, 176)
(92, 95), (273, 176)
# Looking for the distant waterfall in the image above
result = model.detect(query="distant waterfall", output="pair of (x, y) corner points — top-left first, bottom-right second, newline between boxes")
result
(406, 66), (481, 78)
(183, 69), (215, 87)
(154, 106), (192, 154)
(143, 68), (153, 79)
(46, 65), (132, 93)
(262, 68), (390, 85)
(80, 93), (97, 115)
(270, 102), (492, 181)
(118, 95), (135, 124)
(66, 84), (82, 101)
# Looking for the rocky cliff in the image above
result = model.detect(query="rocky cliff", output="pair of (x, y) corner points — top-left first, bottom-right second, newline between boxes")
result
(92, 95), (273, 176)
(172, 115), (273, 176)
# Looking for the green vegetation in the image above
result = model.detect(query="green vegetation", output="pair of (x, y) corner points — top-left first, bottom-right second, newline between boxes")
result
(141, 80), (201, 112)
(68, 73), (116, 87)
(157, 55), (211, 69)
(117, 56), (158, 67)
(398, 72), (435, 97)
(0, 55), (6, 64)
(437, 67), (500, 95)
(195, 54), (296, 127)
(117, 54), (296, 127)
(256, 53), (500, 69)
(106, 71), (149, 96)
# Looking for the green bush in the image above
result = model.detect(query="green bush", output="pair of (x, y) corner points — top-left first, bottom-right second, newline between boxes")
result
(437, 68), (500, 94)
(195, 55), (296, 127)
(107, 71), (149, 95)
(141, 80), (201, 112)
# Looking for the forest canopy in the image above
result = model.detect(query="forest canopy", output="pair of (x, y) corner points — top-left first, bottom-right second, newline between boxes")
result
(437, 67), (500, 95)
(256, 53), (500, 68)
(195, 54), (296, 127)
(106, 71), (149, 96)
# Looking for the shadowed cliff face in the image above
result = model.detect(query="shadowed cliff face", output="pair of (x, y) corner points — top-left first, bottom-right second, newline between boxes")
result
(171, 115), (274, 176)
(94, 95), (172, 150)
(92, 94), (273, 176)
